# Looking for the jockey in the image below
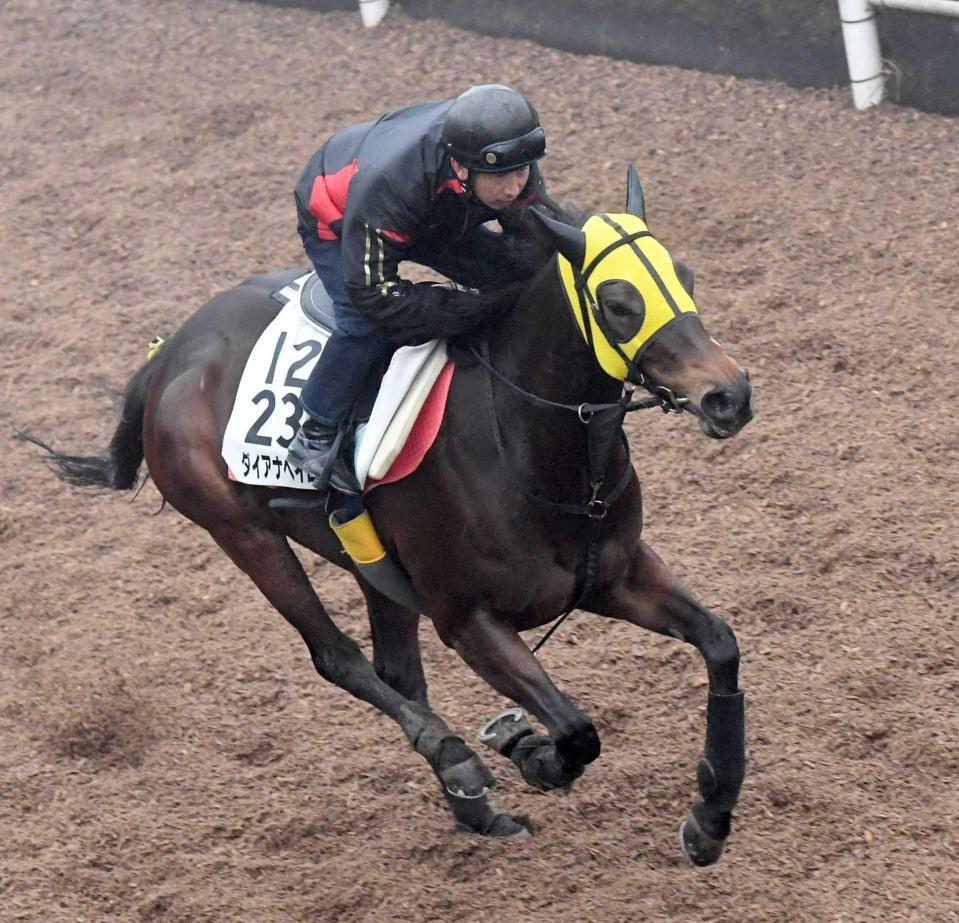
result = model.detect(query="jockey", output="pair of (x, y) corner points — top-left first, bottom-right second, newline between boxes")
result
(287, 84), (549, 493)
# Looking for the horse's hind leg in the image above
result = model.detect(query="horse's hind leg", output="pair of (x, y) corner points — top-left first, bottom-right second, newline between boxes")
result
(143, 374), (517, 835)
(208, 522), (524, 836)
(358, 580), (428, 707)
(589, 540), (746, 866)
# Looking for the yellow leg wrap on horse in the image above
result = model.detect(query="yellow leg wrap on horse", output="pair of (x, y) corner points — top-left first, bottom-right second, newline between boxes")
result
(329, 510), (386, 565)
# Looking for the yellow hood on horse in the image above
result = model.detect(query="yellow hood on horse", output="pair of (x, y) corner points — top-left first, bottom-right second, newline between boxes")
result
(558, 213), (698, 381)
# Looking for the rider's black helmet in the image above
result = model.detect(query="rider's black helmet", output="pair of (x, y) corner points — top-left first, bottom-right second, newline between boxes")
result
(441, 84), (548, 173)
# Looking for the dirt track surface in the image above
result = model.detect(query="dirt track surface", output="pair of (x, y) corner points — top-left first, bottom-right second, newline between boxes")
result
(2, 1), (957, 920)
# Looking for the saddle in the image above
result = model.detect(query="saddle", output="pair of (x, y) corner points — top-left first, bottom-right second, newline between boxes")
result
(299, 272), (337, 330)
(220, 270), (452, 493)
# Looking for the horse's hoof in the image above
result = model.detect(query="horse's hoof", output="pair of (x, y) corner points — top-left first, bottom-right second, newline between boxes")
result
(487, 814), (532, 838)
(511, 734), (584, 792)
(679, 815), (727, 866)
(440, 752), (496, 800)
(477, 707), (533, 757)
(454, 813), (530, 838)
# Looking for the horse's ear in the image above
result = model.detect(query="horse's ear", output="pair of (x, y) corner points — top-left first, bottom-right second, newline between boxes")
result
(673, 258), (694, 296)
(625, 164), (647, 222)
(529, 207), (587, 268)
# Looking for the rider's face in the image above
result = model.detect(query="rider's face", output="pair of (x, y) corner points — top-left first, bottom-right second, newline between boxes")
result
(451, 159), (530, 211)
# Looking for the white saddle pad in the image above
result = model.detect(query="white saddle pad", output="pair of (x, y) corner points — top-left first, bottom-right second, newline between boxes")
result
(354, 338), (447, 484)
(222, 272), (446, 491)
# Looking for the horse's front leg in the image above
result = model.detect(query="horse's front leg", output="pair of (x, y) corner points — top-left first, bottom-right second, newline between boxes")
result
(436, 607), (601, 792)
(589, 540), (746, 866)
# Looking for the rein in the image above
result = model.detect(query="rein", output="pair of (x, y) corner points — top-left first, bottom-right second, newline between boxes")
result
(470, 330), (681, 654)
(470, 230), (695, 652)
(468, 340), (671, 420)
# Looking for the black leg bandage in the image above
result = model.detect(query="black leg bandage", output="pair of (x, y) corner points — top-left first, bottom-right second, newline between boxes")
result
(697, 690), (746, 815)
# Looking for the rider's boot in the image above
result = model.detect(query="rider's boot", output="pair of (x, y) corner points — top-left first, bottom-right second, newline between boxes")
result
(287, 416), (362, 495)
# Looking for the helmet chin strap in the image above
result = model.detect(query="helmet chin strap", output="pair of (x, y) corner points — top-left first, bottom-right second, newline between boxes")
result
(450, 157), (479, 205)
(461, 176), (480, 206)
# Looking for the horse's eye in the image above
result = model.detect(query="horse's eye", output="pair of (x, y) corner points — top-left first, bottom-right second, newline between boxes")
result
(596, 280), (646, 342)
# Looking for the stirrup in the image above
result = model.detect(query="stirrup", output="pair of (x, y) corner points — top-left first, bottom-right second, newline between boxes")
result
(289, 422), (361, 495)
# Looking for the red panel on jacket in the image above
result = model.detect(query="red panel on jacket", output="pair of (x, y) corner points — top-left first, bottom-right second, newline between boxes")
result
(308, 159), (359, 240)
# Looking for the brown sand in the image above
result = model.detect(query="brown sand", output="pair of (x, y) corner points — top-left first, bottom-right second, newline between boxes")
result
(1, 1), (956, 920)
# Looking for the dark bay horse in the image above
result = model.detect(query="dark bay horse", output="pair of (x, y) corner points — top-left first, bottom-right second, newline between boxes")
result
(32, 169), (753, 864)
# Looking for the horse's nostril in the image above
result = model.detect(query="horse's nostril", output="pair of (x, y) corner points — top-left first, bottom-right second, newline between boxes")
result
(702, 387), (736, 420)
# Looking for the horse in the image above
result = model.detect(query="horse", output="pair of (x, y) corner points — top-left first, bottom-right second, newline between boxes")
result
(29, 167), (753, 865)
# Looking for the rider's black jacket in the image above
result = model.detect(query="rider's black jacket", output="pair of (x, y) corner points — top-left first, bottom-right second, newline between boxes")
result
(294, 99), (546, 340)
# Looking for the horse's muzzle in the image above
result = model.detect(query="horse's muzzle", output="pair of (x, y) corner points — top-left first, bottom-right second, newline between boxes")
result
(697, 376), (754, 439)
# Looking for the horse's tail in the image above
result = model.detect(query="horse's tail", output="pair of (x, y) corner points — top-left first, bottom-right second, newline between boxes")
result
(20, 358), (159, 491)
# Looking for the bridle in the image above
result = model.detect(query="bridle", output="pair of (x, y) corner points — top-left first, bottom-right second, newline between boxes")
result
(468, 337), (686, 422)
(467, 243), (691, 651)
(565, 215), (695, 411)
(468, 227), (696, 517)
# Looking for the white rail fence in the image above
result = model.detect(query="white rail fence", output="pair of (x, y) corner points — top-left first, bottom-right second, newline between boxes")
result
(359, 1), (956, 110)
(838, 0), (959, 108)
(359, 0), (389, 28)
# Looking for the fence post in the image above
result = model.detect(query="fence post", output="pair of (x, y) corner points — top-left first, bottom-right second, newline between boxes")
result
(838, 0), (885, 108)
(359, 0), (389, 28)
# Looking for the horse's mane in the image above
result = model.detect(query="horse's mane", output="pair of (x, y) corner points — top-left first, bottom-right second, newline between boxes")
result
(445, 195), (584, 365)
(478, 194), (584, 315)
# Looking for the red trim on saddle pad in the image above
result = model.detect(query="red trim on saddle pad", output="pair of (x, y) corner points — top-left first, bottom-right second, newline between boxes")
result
(364, 360), (455, 492)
